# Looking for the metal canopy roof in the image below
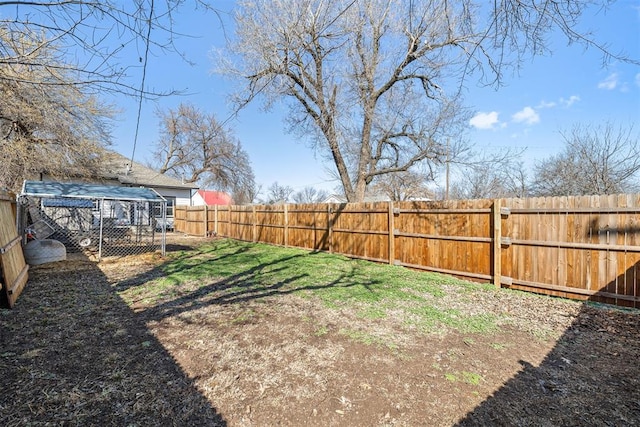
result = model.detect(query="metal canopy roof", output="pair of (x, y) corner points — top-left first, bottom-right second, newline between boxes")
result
(21, 180), (166, 202)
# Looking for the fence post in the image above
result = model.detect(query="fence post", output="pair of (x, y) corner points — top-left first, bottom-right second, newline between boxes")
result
(252, 205), (257, 242)
(203, 205), (208, 237)
(492, 199), (502, 288)
(328, 204), (333, 253)
(388, 201), (395, 264)
(214, 205), (218, 236)
(284, 204), (289, 247)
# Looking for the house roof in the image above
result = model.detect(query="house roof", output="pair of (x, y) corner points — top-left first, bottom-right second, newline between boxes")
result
(197, 190), (234, 205)
(21, 180), (166, 202)
(322, 194), (347, 204)
(100, 151), (199, 190)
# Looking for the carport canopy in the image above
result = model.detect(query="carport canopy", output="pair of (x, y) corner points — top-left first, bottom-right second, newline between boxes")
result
(21, 180), (166, 202)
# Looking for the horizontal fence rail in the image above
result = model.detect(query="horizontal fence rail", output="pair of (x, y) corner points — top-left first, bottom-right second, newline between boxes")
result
(175, 194), (640, 309)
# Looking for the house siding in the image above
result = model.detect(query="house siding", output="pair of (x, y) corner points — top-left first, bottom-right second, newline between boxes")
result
(153, 187), (193, 206)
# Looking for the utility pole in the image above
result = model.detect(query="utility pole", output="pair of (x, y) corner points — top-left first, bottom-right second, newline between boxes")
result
(445, 138), (450, 200)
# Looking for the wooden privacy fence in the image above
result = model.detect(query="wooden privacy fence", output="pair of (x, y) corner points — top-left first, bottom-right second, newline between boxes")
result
(0, 190), (29, 308)
(175, 194), (640, 308)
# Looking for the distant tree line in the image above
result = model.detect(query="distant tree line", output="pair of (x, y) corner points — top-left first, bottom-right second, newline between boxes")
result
(447, 122), (640, 200)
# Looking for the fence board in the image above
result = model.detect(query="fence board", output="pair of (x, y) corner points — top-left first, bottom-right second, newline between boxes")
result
(617, 194), (630, 307)
(500, 200), (512, 283)
(578, 196), (590, 297)
(557, 197), (567, 290)
(0, 191), (29, 308)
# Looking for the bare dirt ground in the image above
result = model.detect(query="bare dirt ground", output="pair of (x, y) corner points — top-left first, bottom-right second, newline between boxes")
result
(1, 234), (639, 426)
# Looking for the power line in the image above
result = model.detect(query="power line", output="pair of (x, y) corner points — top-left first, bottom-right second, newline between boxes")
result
(130, 0), (155, 168)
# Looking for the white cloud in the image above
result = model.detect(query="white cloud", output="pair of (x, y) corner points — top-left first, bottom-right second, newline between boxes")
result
(536, 100), (556, 109)
(511, 106), (540, 125)
(598, 73), (618, 90)
(635, 73), (640, 88)
(560, 95), (580, 107)
(537, 95), (579, 110)
(469, 111), (500, 130)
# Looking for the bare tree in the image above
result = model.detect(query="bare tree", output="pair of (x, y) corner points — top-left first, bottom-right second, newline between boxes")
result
(531, 122), (640, 196)
(292, 186), (329, 204)
(232, 179), (261, 206)
(221, 0), (632, 202)
(0, 1), (213, 95)
(445, 150), (529, 200)
(153, 103), (255, 195)
(502, 161), (530, 198)
(264, 182), (294, 205)
(0, 29), (113, 192)
(448, 168), (511, 200)
(369, 170), (433, 201)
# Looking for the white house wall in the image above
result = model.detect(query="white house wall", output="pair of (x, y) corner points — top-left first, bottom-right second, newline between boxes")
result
(153, 188), (193, 206)
(191, 192), (206, 206)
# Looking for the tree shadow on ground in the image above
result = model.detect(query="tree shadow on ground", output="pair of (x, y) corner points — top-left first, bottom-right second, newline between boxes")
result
(456, 298), (640, 426)
(113, 238), (381, 324)
(138, 263), (374, 324)
(0, 254), (226, 426)
(112, 241), (255, 293)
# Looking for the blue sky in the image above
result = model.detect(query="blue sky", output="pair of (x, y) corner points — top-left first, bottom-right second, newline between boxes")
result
(108, 0), (640, 195)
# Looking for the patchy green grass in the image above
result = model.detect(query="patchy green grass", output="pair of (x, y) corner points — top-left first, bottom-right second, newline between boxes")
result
(445, 371), (485, 386)
(120, 238), (505, 334)
(314, 325), (329, 337)
(490, 342), (509, 351)
(338, 328), (399, 351)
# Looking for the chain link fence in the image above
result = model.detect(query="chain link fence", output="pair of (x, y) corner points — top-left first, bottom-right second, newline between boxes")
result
(18, 189), (167, 261)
